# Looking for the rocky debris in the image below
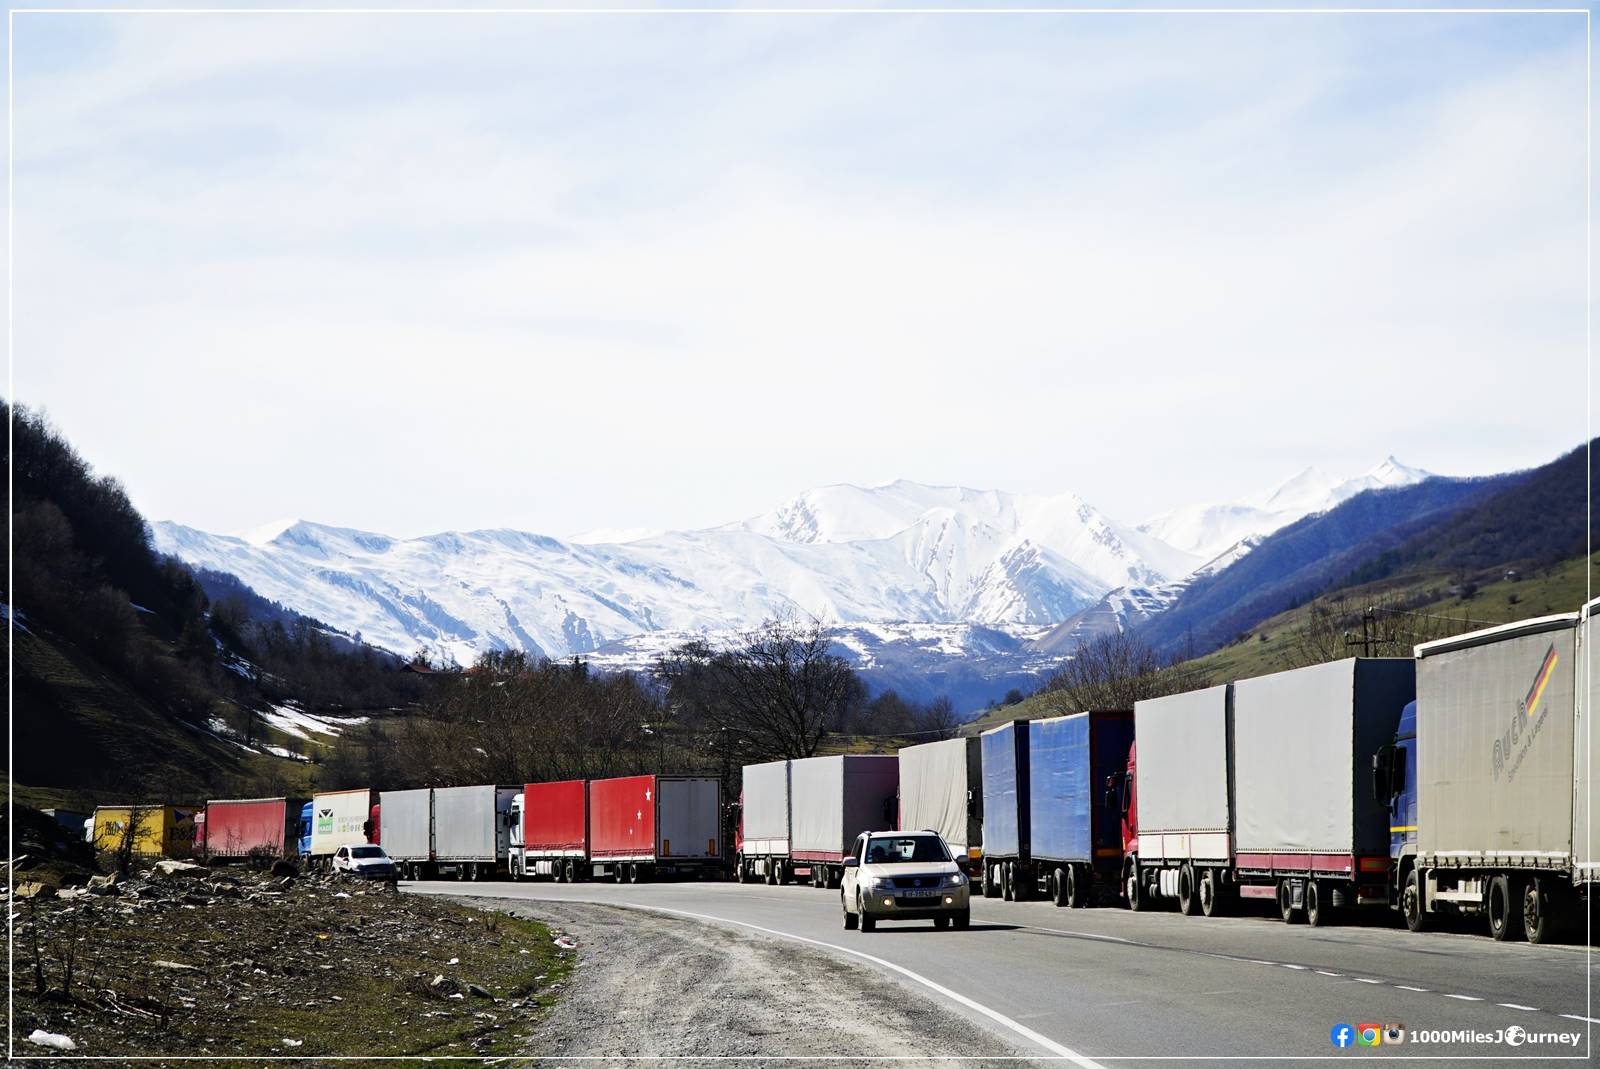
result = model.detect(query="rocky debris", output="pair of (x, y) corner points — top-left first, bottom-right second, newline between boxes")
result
(13, 866), (571, 1058)
(15, 881), (55, 901)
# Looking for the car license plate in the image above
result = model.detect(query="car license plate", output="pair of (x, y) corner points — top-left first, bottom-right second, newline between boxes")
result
(899, 888), (938, 898)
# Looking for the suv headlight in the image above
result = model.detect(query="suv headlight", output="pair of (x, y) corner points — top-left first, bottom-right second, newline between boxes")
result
(942, 872), (966, 888)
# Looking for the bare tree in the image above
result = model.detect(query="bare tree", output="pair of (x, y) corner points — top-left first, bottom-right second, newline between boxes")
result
(657, 615), (866, 760)
(1039, 631), (1208, 712)
(913, 695), (962, 742)
(111, 805), (153, 875)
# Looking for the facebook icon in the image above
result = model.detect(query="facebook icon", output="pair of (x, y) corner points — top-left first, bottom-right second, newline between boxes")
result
(1330, 1024), (1355, 1049)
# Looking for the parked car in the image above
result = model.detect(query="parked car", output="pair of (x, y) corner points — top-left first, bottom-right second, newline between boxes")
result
(841, 830), (970, 931)
(332, 843), (397, 880)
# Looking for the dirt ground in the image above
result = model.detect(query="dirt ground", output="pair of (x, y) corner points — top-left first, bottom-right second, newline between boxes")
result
(8, 863), (573, 1062)
(474, 898), (1036, 1068)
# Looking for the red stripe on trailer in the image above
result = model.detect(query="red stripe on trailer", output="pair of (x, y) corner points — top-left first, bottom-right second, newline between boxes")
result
(1234, 852), (1355, 874)
(791, 850), (849, 863)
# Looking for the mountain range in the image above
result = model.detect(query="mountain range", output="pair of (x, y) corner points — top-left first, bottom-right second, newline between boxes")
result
(152, 459), (1431, 691)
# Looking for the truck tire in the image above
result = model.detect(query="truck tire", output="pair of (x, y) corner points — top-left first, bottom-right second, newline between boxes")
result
(564, 859), (578, 884)
(1199, 868), (1223, 917)
(1488, 874), (1525, 942)
(1126, 867), (1147, 912)
(983, 863), (999, 899)
(1068, 865), (1088, 909)
(1523, 878), (1559, 945)
(765, 861), (777, 886)
(1278, 879), (1300, 924)
(1051, 867), (1069, 907)
(1304, 880), (1329, 927)
(627, 863), (641, 884)
(776, 862), (789, 886)
(1401, 868), (1427, 933)
(1001, 861), (1014, 901)
(1178, 865), (1199, 916)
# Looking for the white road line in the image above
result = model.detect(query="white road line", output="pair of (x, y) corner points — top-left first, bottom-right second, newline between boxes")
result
(1561, 1014), (1600, 1024)
(1014, 922), (1136, 945)
(1498, 1003), (1540, 1011)
(1280, 963), (1308, 970)
(624, 902), (1111, 1069)
(1314, 970), (1342, 977)
(1354, 978), (1383, 984)
(1443, 994), (1484, 1002)
(1394, 985), (1429, 992)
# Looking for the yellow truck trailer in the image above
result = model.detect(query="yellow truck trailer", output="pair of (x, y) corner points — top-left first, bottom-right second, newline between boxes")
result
(90, 805), (198, 858)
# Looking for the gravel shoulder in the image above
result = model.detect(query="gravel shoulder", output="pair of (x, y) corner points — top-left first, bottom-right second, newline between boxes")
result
(458, 898), (1036, 1066)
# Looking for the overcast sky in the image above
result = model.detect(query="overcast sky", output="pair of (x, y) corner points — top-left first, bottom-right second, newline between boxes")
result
(14, 8), (1588, 539)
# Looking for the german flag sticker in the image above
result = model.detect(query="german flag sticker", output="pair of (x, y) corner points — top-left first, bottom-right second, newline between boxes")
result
(1524, 644), (1559, 718)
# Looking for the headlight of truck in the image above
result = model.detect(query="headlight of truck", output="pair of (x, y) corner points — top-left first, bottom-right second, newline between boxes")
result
(942, 873), (966, 888)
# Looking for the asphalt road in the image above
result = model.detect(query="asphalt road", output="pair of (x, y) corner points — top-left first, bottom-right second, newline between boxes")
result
(409, 877), (1596, 1065)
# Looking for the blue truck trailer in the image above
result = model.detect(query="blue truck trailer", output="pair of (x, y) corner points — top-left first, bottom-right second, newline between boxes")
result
(979, 712), (1134, 905)
(979, 720), (1029, 899)
(1027, 711), (1135, 907)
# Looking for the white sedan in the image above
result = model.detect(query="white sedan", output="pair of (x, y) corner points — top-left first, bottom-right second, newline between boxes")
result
(331, 844), (398, 879)
(842, 830), (971, 931)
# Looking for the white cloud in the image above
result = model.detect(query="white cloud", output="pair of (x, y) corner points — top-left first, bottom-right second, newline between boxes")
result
(13, 11), (1587, 537)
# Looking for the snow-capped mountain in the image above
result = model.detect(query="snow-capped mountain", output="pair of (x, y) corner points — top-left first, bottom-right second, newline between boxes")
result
(154, 480), (1201, 668)
(154, 462), (1427, 673)
(1140, 457), (1432, 561)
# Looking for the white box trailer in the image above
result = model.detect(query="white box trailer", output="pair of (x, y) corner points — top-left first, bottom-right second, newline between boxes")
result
(789, 755), (899, 889)
(307, 788), (376, 866)
(1384, 611), (1592, 942)
(1126, 685), (1232, 905)
(433, 784), (520, 880)
(378, 787), (433, 878)
(737, 759), (792, 884)
(898, 737), (982, 862)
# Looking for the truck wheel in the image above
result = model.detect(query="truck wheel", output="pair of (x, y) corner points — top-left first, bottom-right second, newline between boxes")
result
(1278, 879), (1300, 924)
(1068, 865), (1088, 909)
(1523, 878), (1558, 945)
(1305, 880), (1329, 927)
(1401, 868), (1427, 933)
(828, 866), (841, 890)
(1126, 868), (1147, 912)
(1001, 861), (1014, 901)
(736, 858), (748, 884)
(626, 863), (640, 884)
(953, 908), (970, 930)
(1051, 867), (1069, 907)
(842, 892), (858, 930)
(983, 863), (999, 899)
(776, 862), (789, 886)
(1178, 865), (1199, 916)
(764, 861), (777, 886)
(1488, 874), (1525, 942)
(1199, 869), (1223, 917)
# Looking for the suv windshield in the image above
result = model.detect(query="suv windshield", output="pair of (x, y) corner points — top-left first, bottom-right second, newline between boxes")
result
(350, 846), (386, 859)
(864, 836), (950, 864)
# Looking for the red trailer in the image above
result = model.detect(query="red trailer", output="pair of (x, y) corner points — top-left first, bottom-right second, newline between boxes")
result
(198, 797), (307, 861)
(589, 774), (722, 883)
(508, 780), (589, 882)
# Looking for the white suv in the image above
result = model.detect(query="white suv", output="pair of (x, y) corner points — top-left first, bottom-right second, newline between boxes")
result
(842, 830), (970, 931)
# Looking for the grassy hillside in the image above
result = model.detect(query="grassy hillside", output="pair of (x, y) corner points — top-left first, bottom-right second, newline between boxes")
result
(967, 550), (1592, 734)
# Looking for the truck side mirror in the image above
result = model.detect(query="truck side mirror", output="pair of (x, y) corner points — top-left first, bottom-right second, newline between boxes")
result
(1372, 746), (1394, 803)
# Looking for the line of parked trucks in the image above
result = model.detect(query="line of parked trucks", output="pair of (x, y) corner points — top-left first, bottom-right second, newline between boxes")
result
(88, 601), (1598, 946)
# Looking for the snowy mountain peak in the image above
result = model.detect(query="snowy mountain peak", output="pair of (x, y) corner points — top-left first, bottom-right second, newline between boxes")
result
(1140, 457), (1433, 561)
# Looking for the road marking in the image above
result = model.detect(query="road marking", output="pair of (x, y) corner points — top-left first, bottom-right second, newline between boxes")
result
(623, 902), (1111, 1069)
(1498, 1003), (1540, 1011)
(1280, 963), (1308, 970)
(1354, 978), (1383, 984)
(1314, 970), (1342, 977)
(1442, 994), (1484, 1002)
(1395, 985), (1429, 992)
(1012, 922), (1135, 945)
(1561, 1014), (1600, 1024)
